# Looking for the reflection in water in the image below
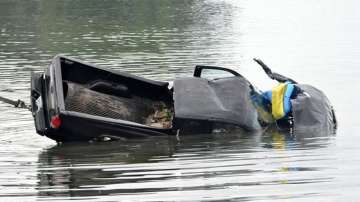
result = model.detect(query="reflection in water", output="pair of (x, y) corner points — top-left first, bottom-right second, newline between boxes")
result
(262, 126), (336, 150)
(37, 137), (176, 198)
(37, 130), (334, 201)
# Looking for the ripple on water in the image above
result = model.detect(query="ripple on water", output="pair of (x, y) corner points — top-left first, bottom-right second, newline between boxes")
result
(23, 134), (335, 201)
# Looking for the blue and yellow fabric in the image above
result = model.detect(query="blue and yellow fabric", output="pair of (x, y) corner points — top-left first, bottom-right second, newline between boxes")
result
(263, 82), (294, 120)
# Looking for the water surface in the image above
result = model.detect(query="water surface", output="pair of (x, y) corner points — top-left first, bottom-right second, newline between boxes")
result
(0, 0), (360, 201)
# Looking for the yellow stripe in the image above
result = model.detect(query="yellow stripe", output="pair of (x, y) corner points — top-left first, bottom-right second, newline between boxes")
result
(271, 83), (287, 120)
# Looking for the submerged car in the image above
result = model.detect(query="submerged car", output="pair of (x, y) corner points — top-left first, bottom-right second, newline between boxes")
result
(31, 55), (336, 142)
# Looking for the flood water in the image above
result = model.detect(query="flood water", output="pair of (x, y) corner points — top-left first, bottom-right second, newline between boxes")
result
(1, 0), (360, 201)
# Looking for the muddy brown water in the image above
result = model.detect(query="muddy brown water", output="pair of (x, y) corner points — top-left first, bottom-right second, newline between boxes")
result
(1, 0), (360, 201)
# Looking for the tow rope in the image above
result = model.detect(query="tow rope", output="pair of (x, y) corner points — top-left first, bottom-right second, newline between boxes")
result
(0, 95), (30, 110)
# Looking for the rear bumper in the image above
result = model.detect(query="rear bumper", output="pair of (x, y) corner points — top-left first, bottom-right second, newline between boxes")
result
(48, 111), (173, 142)
(31, 72), (48, 135)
